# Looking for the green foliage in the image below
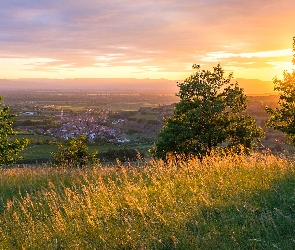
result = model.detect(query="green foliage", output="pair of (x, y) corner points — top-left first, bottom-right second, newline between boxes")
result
(51, 135), (100, 168)
(266, 39), (295, 145)
(0, 96), (28, 167)
(99, 148), (143, 162)
(266, 71), (295, 144)
(151, 64), (264, 159)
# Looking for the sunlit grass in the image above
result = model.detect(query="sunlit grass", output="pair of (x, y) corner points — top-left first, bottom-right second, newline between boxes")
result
(0, 153), (295, 249)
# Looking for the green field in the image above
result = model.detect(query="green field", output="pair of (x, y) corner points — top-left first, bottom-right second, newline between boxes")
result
(18, 141), (150, 164)
(54, 105), (86, 112)
(98, 103), (158, 111)
(1, 153), (295, 249)
(53, 103), (156, 111)
(13, 131), (153, 163)
(16, 134), (58, 142)
(20, 144), (58, 162)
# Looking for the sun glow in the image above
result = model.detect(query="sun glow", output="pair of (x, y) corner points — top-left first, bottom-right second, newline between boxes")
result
(201, 49), (293, 62)
(0, 1), (294, 90)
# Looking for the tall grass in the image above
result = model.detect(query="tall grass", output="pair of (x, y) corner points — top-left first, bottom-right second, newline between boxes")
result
(0, 153), (295, 249)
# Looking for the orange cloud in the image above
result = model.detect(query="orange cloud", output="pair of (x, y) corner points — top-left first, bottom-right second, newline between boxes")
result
(0, 0), (294, 82)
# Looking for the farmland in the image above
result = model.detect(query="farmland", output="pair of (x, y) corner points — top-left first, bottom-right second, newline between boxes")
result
(1, 89), (285, 164)
(2, 90), (177, 164)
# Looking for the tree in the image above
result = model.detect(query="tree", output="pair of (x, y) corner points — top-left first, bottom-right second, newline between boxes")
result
(151, 64), (264, 159)
(0, 96), (28, 167)
(265, 37), (295, 144)
(51, 135), (100, 168)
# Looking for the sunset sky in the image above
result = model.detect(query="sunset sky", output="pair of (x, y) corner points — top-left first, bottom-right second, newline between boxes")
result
(0, 0), (294, 83)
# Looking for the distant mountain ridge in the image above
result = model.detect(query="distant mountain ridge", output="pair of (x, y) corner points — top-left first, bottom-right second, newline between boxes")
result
(0, 78), (179, 94)
(0, 78), (273, 95)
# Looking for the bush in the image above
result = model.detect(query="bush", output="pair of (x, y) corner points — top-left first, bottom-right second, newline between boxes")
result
(51, 135), (100, 168)
(0, 96), (28, 167)
(99, 148), (143, 162)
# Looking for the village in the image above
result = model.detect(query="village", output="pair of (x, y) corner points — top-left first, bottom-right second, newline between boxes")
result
(3, 90), (285, 164)
(13, 93), (283, 148)
(16, 101), (175, 146)
(19, 107), (128, 143)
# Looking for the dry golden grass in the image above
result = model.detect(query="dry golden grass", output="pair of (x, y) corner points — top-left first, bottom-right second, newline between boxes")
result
(0, 152), (295, 249)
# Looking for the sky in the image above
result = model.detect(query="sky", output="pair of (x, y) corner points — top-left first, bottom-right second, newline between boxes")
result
(0, 0), (294, 83)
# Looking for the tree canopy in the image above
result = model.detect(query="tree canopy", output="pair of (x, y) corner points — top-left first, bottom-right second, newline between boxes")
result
(265, 37), (295, 144)
(51, 135), (100, 168)
(0, 96), (28, 167)
(151, 64), (264, 159)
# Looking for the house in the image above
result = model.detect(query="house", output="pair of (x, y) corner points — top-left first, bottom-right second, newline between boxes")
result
(117, 138), (131, 143)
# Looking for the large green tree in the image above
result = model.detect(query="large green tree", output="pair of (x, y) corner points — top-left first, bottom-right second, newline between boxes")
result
(0, 96), (28, 166)
(265, 37), (295, 144)
(51, 135), (100, 168)
(151, 64), (264, 159)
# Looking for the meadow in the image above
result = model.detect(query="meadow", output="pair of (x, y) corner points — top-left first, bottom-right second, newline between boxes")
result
(1, 152), (295, 249)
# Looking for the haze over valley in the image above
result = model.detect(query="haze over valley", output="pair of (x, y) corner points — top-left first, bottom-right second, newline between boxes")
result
(0, 77), (274, 95)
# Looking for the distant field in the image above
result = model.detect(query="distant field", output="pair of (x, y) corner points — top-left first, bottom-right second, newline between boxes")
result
(130, 113), (158, 120)
(98, 103), (158, 111)
(18, 142), (149, 164)
(15, 134), (58, 142)
(54, 105), (86, 112)
(14, 103), (159, 113)
(15, 116), (55, 122)
(20, 144), (58, 161)
(19, 141), (113, 163)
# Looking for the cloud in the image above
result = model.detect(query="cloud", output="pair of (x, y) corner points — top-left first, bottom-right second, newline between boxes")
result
(0, 0), (294, 80)
(201, 49), (293, 62)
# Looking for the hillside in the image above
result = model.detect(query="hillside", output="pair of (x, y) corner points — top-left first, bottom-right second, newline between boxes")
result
(1, 153), (294, 249)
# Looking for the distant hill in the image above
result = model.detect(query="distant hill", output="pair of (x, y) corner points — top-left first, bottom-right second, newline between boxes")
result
(0, 78), (273, 95)
(0, 78), (179, 94)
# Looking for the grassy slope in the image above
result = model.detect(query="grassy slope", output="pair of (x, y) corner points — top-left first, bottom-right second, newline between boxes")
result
(0, 153), (295, 249)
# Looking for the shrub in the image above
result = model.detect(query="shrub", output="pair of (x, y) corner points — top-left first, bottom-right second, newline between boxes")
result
(51, 135), (100, 168)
